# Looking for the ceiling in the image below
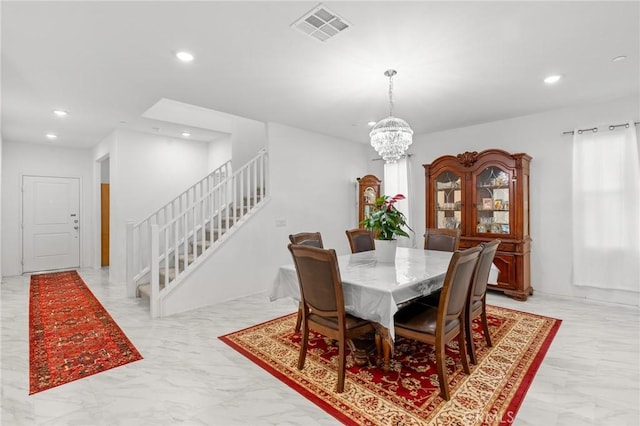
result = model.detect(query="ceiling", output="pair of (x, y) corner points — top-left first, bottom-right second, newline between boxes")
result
(2, 1), (639, 149)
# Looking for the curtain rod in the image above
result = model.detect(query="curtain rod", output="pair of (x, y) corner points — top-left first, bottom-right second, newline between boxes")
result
(562, 121), (640, 135)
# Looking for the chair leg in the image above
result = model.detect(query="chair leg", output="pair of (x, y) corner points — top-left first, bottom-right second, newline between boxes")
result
(435, 341), (450, 400)
(297, 323), (308, 370)
(466, 312), (477, 365)
(294, 303), (303, 333)
(458, 324), (471, 375)
(337, 337), (346, 393)
(481, 309), (492, 347)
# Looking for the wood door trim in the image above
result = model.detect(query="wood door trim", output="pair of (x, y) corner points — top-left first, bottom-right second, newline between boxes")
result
(101, 183), (110, 266)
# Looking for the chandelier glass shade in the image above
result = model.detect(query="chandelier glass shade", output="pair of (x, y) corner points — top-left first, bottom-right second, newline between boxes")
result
(369, 70), (414, 163)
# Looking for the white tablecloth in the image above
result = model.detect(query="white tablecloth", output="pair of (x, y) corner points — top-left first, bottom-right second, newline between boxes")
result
(271, 247), (498, 340)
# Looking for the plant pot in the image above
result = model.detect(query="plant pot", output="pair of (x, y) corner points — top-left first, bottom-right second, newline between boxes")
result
(375, 239), (397, 263)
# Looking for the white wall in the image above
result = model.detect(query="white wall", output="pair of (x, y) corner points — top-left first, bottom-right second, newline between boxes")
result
(267, 123), (376, 252)
(104, 129), (212, 284)
(2, 141), (95, 276)
(231, 116), (267, 170)
(407, 95), (640, 306)
(161, 123), (373, 315)
(0, 135), (3, 279)
(208, 136), (232, 171)
(100, 157), (110, 183)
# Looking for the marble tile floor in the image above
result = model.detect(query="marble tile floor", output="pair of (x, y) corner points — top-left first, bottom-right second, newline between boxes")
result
(1, 268), (639, 426)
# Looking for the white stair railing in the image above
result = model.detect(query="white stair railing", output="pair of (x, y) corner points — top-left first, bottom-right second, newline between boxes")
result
(126, 160), (232, 297)
(127, 149), (269, 314)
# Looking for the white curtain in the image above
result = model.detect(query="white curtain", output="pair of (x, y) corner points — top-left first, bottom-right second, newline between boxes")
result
(384, 156), (416, 248)
(572, 123), (640, 291)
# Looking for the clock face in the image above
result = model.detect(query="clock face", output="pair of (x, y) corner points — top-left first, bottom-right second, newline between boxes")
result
(364, 187), (376, 204)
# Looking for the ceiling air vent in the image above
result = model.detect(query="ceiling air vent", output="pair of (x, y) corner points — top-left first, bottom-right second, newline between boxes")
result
(291, 3), (350, 42)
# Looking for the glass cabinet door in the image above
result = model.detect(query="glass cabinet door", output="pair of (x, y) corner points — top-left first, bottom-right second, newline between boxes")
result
(475, 166), (511, 235)
(434, 171), (462, 230)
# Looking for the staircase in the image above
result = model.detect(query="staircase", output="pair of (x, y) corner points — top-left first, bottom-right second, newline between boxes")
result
(126, 148), (269, 317)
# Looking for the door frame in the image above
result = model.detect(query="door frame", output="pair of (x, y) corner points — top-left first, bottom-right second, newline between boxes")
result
(95, 154), (110, 271)
(20, 174), (83, 274)
(101, 183), (109, 266)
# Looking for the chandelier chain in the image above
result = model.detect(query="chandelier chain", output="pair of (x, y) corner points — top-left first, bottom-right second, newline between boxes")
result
(388, 73), (394, 117)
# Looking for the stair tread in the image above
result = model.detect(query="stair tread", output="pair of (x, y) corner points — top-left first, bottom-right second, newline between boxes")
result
(160, 268), (177, 280)
(178, 253), (196, 262)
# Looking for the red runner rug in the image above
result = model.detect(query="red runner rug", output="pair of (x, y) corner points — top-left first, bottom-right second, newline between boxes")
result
(220, 305), (561, 425)
(29, 270), (143, 395)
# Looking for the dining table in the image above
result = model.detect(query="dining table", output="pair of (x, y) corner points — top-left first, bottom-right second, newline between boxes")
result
(270, 246), (499, 370)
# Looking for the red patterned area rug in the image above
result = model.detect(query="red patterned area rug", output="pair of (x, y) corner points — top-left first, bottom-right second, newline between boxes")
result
(220, 305), (561, 425)
(29, 270), (143, 395)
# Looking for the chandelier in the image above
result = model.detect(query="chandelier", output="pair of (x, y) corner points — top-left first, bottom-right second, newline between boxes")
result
(369, 69), (414, 163)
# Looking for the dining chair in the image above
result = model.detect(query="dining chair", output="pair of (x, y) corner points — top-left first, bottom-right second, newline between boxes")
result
(424, 228), (461, 252)
(288, 232), (324, 333)
(465, 239), (500, 364)
(345, 228), (375, 253)
(288, 232), (324, 248)
(393, 245), (482, 400)
(415, 240), (501, 364)
(411, 228), (462, 307)
(287, 244), (376, 393)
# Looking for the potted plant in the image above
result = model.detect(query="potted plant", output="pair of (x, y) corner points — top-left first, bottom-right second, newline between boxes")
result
(360, 194), (413, 261)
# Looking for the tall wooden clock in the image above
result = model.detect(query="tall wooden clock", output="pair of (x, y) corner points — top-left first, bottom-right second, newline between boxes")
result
(357, 174), (381, 227)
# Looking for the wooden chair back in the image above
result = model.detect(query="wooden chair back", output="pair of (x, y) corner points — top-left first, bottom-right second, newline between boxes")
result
(288, 232), (324, 248)
(465, 239), (500, 364)
(345, 228), (375, 253)
(288, 244), (343, 315)
(469, 239), (500, 304)
(424, 228), (461, 252)
(439, 246), (482, 321)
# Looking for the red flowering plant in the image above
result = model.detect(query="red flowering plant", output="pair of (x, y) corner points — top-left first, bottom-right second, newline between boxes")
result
(360, 194), (413, 240)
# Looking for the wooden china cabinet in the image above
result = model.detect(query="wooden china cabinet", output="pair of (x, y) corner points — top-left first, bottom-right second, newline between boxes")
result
(424, 149), (532, 300)
(357, 174), (381, 228)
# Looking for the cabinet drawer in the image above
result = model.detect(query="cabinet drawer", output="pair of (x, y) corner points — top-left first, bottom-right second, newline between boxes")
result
(497, 242), (516, 252)
(459, 240), (516, 253)
(458, 240), (482, 249)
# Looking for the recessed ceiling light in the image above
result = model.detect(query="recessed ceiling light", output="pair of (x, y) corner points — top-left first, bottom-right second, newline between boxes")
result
(46, 133), (57, 139)
(52, 109), (68, 117)
(176, 51), (194, 62)
(181, 132), (191, 137)
(368, 121), (377, 126)
(544, 74), (562, 84)
(612, 55), (627, 62)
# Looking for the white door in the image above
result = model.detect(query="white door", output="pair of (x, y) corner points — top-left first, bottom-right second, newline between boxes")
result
(22, 176), (80, 273)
